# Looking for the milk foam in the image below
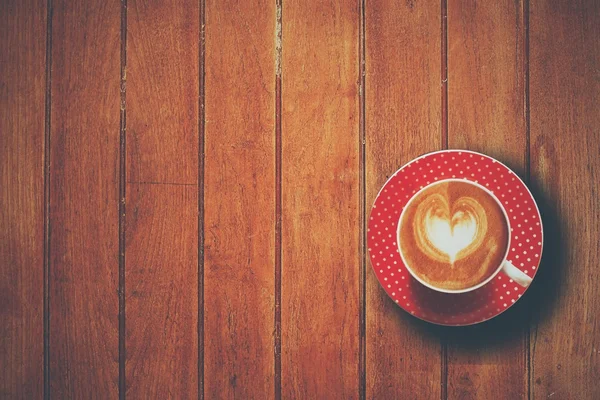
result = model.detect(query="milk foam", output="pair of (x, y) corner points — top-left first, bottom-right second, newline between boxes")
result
(412, 194), (488, 264)
(424, 209), (478, 264)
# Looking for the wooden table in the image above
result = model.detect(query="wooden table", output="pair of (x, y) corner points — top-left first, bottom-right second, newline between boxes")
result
(2, 0), (598, 398)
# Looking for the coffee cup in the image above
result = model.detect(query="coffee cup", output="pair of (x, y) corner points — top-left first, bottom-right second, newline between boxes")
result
(397, 178), (532, 294)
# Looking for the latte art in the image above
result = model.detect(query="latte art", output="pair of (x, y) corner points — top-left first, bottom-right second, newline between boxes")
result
(414, 195), (487, 264)
(399, 180), (509, 291)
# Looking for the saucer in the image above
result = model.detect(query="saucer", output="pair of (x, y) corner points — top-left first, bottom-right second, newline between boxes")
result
(367, 150), (543, 326)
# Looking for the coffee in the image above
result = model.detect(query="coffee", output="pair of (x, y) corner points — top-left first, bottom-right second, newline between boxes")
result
(398, 180), (509, 291)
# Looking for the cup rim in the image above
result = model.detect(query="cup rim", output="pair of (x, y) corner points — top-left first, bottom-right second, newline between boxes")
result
(396, 177), (512, 294)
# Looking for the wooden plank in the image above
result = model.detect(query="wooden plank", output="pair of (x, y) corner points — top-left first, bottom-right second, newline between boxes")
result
(203, 0), (276, 397)
(447, 0), (527, 174)
(365, 0), (442, 398)
(446, 1), (528, 399)
(0, 0), (46, 397)
(125, 185), (198, 397)
(281, 0), (359, 398)
(529, 0), (600, 398)
(49, 0), (120, 396)
(126, 0), (198, 185)
(125, 0), (199, 397)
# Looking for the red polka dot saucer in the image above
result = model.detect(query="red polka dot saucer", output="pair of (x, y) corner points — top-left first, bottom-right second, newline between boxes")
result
(368, 150), (543, 326)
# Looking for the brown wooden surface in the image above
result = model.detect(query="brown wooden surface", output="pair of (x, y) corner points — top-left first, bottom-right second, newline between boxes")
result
(125, 0), (199, 397)
(0, 1), (45, 398)
(281, 0), (359, 398)
(365, 0), (443, 398)
(49, 0), (121, 396)
(529, 0), (600, 398)
(1, 0), (599, 398)
(204, 0), (276, 398)
(125, 186), (198, 397)
(446, 1), (528, 399)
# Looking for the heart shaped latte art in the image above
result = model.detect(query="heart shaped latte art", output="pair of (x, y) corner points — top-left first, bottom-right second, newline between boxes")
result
(413, 193), (488, 265)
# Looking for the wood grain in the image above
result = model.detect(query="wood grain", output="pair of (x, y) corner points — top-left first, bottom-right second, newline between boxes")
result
(529, 0), (600, 398)
(203, 0), (276, 398)
(281, 0), (359, 398)
(365, 0), (442, 398)
(0, 0), (46, 397)
(3, 0), (600, 397)
(125, 185), (198, 397)
(446, 1), (528, 399)
(49, 0), (120, 396)
(125, 0), (199, 397)
(447, 0), (527, 175)
(126, 0), (199, 185)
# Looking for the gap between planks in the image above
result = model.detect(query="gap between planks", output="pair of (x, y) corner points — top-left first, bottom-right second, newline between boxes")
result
(118, 0), (127, 398)
(358, 0), (367, 398)
(440, 0), (449, 398)
(274, 0), (283, 398)
(523, 0), (532, 398)
(43, 0), (54, 398)
(198, 0), (206, 398)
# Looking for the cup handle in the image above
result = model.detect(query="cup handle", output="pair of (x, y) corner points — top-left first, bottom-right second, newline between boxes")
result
(501, 260), (533, 287)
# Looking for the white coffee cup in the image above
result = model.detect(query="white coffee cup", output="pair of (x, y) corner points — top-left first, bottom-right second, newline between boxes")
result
(397, 178), (532, 294)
